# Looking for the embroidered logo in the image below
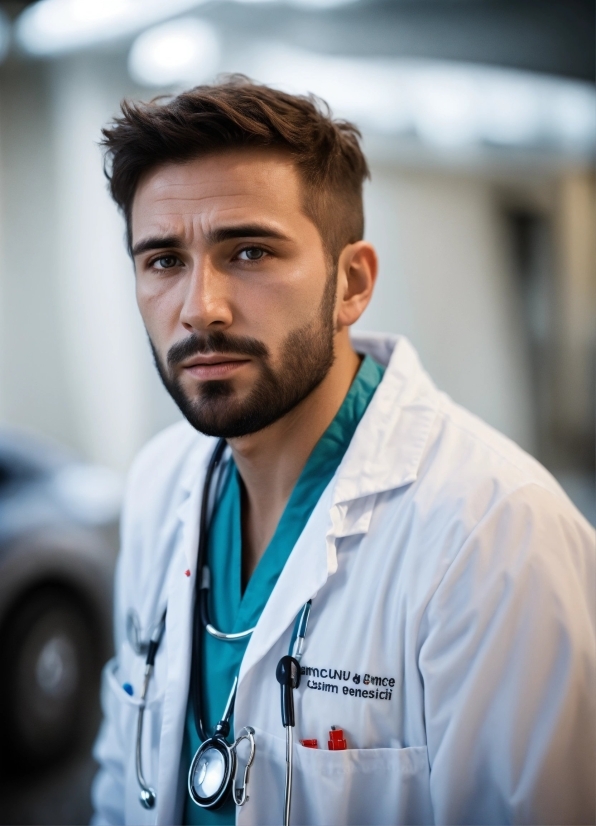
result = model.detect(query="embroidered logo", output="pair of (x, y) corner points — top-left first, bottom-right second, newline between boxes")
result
(300, 666), (395, 701)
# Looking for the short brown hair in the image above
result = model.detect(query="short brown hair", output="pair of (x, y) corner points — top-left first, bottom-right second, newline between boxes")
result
(101, 75), (369, 261)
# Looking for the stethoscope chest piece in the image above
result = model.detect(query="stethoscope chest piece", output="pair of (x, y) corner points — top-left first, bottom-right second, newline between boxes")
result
(188, 726), (256, 810)
(189, 736), (234, 809)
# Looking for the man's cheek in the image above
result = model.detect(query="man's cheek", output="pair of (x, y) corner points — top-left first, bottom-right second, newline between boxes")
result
(137, 279), (180, 322)
(139, 306), (178, 360)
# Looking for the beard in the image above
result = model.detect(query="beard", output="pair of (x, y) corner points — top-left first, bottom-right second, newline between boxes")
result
(150, 271), (337, 438)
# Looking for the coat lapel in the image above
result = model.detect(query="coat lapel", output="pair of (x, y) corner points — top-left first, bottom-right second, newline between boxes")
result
(155, 443), (212, 825)
(238, 481), (336, 688)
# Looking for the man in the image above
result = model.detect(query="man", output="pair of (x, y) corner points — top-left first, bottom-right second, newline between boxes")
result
(92, 78), (595, 826)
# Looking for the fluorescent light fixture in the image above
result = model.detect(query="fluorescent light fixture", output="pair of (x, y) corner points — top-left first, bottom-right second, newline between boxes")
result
(16, 0), (362, 56)
(128, 18), (220, 87)
(232, 0), (357, 4)
(250, 45), (596, 153)
(409, 68), (481, 147)
(285, 0), (359, 6)
(249, 44), (409, 134)
(15, 0), (208, 56)
(551, 86), (596, 148)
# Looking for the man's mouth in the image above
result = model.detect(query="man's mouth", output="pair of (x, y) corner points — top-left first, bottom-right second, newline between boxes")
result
(181, 353), (251, 380)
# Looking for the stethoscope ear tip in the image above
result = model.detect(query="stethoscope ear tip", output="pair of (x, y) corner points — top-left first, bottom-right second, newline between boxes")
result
(140, 788), (156, 809)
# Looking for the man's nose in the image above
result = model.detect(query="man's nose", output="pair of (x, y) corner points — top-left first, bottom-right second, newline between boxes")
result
(179, 260), (233, 333)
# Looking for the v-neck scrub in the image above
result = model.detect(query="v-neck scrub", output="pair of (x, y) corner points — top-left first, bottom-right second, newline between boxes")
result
(182, 355), (385, 825)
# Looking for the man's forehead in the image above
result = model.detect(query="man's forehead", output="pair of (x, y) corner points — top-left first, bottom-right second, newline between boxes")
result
(131, 150), (303, 240)
(132, 150), (312, 248)
(135, 151), (298, 208)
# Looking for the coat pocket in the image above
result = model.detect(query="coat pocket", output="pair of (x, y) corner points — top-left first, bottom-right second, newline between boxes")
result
(104, 658), (162, 707)
(239, 726), (433, 825)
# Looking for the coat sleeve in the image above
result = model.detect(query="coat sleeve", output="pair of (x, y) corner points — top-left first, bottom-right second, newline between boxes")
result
(419, 483), (596, 825)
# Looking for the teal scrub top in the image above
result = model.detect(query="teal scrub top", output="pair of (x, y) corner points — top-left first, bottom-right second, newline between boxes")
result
(182, 355), (385, 825)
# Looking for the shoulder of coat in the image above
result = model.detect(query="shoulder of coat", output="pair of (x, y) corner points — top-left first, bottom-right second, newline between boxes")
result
(431, 391), (561, 499)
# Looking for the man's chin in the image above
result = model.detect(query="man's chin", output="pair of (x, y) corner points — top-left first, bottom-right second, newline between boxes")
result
(155, 313), (335, 439)
(172, 389), (265, 439)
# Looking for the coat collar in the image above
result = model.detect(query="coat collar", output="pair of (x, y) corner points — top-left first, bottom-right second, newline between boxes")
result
(330, 333), (438, 507)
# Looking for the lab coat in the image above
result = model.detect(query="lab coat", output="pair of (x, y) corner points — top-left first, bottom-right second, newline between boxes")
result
(92, 333), (595, 826)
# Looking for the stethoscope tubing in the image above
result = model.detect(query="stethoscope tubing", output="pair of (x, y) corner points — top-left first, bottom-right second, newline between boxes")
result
(135, 609), (166, 809)
(135, 438), (312, 818)
(284, 725), (294, 826)
(135, 437), (243, 813)
(199, 568), (255, 640)
(191, 438), (228, 742)
(136, 672), (155, 809)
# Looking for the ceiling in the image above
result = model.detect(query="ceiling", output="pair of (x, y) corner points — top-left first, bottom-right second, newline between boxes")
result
(2, 0), (595, 80)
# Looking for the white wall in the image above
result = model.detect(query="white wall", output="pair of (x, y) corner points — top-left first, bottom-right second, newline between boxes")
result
(49, 57), (166, 471)
(359, 166), (536, 450)
(0, 55), (181, 472)
(0, 61), (79, 450)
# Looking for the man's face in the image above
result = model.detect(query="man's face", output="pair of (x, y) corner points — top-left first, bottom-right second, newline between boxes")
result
(131, 150), (337, 438)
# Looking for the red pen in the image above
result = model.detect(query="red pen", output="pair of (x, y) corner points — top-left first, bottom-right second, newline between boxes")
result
(328, 726), (347, 750)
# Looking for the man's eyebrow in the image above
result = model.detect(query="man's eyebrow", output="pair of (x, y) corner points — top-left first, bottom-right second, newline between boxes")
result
(132, 235), (184, 257)
(131, 225), (289, 257)
(205, 224), (289, 244)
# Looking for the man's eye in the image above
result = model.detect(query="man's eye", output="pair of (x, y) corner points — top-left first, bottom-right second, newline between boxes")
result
(238, 247), (266, 262)
(151, 255), (180, 269)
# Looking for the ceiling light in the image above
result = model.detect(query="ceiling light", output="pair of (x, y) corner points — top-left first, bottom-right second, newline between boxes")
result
(550, 86), (596, 148)
(232, 0), (356, 5)
(128, 18), (220, 88)
(15, 0), (361, 57)
(250, 45), (596, 153)
(409, 68), (481, 147)
(15, 0), (208, 56)
(285, 0), (359, 6)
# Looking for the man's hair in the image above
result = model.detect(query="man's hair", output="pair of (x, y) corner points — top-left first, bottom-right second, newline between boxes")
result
(101, 75), (370, 261)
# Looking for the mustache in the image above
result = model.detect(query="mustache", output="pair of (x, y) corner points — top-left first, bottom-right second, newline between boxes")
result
(166, 331), (269, 367)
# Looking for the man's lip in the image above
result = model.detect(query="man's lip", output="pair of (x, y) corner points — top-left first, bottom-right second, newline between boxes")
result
(181, 355), (251, 381)
(180, 353), (250, 368)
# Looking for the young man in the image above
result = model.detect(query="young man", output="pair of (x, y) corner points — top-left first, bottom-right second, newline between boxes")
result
(93, 78), (594, 826)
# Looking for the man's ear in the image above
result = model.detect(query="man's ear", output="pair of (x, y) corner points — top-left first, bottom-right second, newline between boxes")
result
(336, 241), (378, 328)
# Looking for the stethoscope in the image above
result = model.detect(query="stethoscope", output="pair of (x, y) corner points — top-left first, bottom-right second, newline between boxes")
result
(133, 438), (311, 825)
(133, 608), (166, 810)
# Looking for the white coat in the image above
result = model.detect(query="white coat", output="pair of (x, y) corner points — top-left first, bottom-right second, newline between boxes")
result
(92, 333), (595, 826)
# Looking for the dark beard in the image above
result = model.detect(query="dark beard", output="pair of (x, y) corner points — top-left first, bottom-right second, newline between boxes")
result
(150, 270), (337, 438)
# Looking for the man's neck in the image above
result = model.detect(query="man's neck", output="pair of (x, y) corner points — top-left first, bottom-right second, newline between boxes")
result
(228, 330), (360, 584)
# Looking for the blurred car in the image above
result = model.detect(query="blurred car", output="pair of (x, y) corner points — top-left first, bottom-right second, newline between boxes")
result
(0, 427), (121, 773)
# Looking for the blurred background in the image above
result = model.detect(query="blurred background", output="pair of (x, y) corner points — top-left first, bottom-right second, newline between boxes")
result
(0, 0), (594, 822)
